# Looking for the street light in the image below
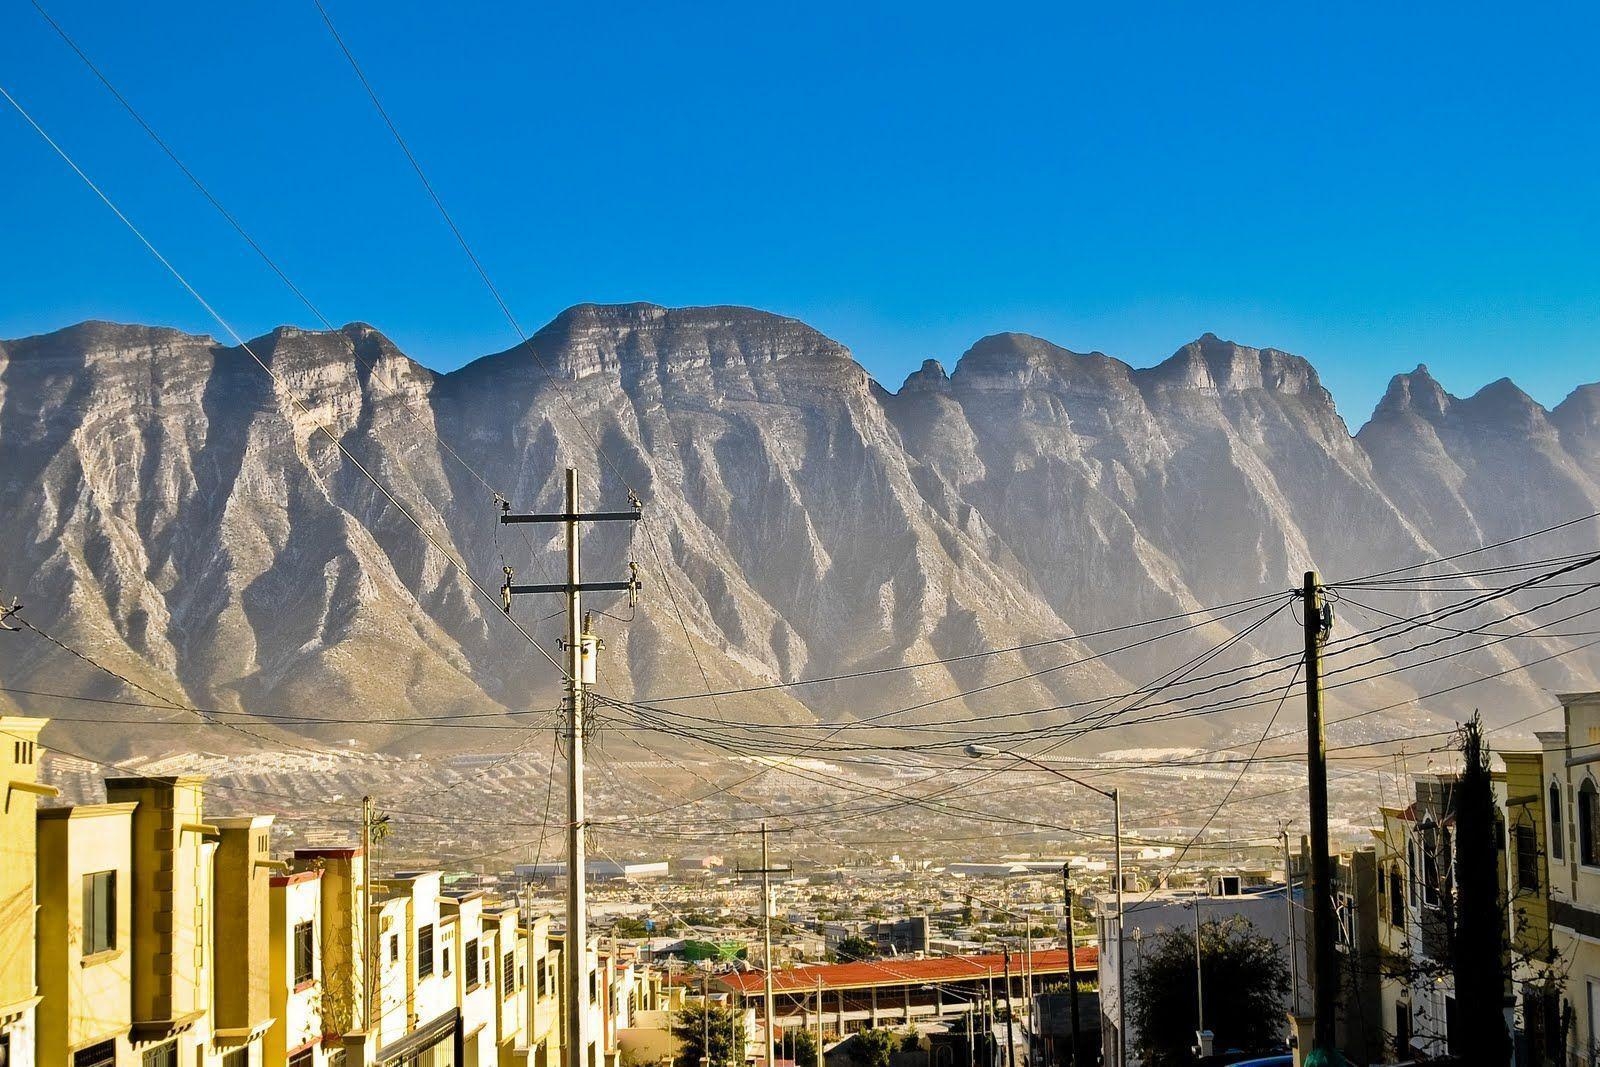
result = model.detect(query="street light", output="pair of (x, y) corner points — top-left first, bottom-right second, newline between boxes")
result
(964, 744), (1125, 1067)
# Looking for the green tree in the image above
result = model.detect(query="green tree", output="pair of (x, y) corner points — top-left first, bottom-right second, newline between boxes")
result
(855, 1028), (895, 1067)
(1127, 915), (1288, 1066)
(836, 935), (879, 962)
(613, 916), (651, 938)
(1452, 712), (1512, 1064)
(784, 1028), (820, 1066)
(672, 1001), (747, 1067)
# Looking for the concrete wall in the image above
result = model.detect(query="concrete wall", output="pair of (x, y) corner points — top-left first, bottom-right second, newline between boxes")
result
(269, 870), (325, 1065)
(0, 718), (47, 1067)
(214, 815), (274, 1034)
(36, 803), (136, 1064)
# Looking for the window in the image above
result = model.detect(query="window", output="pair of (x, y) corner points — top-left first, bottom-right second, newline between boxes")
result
(222, 1050), (250, 1067)
(83, 870), (116, 955)
(1421, 828), (1441, 908)
(1388, 863), (1405, 928)
(465, 939), (480, 991)
(1395, 1002), (1412, 1057)
(1336, 893), (1355, 949)
(537, 961), (547, 997)
(1516, 823), (1541, 894)
(443, 945), (453, 977)
(1552, 781), (1567, 862)
(1407, 838), (1419, 907)
(143, 1043), (178, 1067)
(388, 933), (398, 964)
(590, 970), (598, 1004)
(289, 1051), (315, 1067)
(74, 1041), (116, 1067)
(293, 920), (314, 986)
(504, 950), (516, 995)
(1583, 779), (1600, 866)
(418, 924), (435, 978)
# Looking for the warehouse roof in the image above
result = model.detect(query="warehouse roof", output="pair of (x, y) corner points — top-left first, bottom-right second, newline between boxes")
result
(717, 946), (1098, 995)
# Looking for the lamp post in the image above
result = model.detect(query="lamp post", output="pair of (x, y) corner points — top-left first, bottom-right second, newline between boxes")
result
(965, 744), (1125, 1067)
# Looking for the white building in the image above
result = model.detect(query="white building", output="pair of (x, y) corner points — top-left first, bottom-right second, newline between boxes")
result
(1092, 880), (1297, 1064)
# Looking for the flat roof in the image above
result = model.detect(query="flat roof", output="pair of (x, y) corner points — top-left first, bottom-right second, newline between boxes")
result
(717, 947), (1099, 995)
(38, 801), (138, 820)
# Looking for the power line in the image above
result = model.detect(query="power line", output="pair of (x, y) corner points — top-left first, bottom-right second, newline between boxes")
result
(0, 78), (566, 677)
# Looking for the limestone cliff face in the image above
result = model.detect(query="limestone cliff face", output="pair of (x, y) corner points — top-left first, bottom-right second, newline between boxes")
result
(3, 305), (1597, 755)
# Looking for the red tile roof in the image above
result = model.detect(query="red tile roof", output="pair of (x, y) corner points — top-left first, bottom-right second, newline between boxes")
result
(717, 947), (1099, 995)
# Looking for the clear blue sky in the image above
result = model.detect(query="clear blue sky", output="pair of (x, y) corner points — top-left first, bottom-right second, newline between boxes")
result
(4, 1), (1598, 428)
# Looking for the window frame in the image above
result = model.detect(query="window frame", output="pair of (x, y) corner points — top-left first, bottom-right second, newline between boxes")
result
(465, 938), (480, 992)
(1551, 780), (1567, 862)
(418, 923), (435, 978)
(1515, 821), (1541, 894)
(1421, 827), (1441, 908)
(293, 919), (315, 988)
(1582, 778), (1600, 867)
(73, 1039), (116, 1067)
(83, 869), (117, 956)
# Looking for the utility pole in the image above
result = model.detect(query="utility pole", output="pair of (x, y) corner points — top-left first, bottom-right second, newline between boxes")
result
(1002, 945), (1016, 1067)
(500, 468), (643, 1067)
(1282, 828), (1301, 1020)
(362, 795), (374, 1032)
(737, 825), (791, 1065)
(1301, 570), (1338, 1057)
(1192, 892), (1207, 1057)
(815, 975), (824, 1067)
(1060, 866), (1082, 1066)
(1022, 910), (1035, 1067)
(1112, 787), (1125, 1067)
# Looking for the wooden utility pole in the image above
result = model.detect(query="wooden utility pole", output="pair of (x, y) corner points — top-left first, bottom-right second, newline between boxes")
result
(1301, 570), (1339, 1056)
(1060, 865), (1082, 1065)
(500, 468), (642, 1067)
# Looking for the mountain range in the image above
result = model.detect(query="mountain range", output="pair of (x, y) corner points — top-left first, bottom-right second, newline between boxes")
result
(3, 303), (1598, 759)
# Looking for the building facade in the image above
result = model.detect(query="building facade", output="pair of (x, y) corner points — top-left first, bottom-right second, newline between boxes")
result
(7, 718), (634, 1067)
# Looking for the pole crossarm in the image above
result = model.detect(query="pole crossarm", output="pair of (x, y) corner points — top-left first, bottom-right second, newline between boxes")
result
(501, 510), (643, 524)
(507, 581), (642, 595)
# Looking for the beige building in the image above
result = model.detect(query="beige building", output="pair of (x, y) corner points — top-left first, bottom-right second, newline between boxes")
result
(35, 799), (136, 1066)
(1541, 691), (1600, 1066)
(1, 717), (52, 1067)
(8, 716), (622, 1067)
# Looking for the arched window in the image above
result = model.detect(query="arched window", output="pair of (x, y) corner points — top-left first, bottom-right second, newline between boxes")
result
(1551, 780), (1566, 862)
(1581, 778), (1600, 867)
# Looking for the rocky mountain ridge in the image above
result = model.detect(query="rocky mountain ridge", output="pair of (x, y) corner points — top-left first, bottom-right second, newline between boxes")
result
(3, 303), (1597, 758)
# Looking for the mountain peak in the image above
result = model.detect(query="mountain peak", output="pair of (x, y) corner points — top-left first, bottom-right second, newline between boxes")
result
(1147, 333), (1324, 398)
(899, 358), (951, 394)
(1373, 364), (1452, 421)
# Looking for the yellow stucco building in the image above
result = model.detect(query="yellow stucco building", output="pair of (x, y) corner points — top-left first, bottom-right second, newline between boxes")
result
(2, 716), (53, 1067)
(8, 716), (612, 1067)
